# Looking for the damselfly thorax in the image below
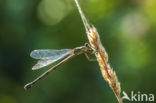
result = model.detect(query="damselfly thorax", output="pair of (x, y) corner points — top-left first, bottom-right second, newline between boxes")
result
(73, 43), (91, 55)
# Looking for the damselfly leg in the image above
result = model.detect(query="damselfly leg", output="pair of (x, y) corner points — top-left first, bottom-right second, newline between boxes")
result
(84, 52), (97, 61)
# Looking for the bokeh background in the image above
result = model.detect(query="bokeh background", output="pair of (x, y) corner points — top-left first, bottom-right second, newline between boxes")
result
(0, 0), (156, 103)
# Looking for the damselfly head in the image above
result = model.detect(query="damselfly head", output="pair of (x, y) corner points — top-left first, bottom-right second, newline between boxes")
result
(73, 43), (89, 55)
(84, 43), (94, 52)
(84, 43), (90, 52)
(84, 43), (89, 48)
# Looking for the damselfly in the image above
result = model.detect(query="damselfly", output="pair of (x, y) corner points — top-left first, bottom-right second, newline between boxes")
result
(24, 43), (95, 90)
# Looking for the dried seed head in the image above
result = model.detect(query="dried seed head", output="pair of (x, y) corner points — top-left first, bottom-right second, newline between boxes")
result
(74, 0), (122, 103)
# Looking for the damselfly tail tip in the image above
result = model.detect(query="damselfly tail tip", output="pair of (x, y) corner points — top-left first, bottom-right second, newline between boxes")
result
(24, 83), (32, 90)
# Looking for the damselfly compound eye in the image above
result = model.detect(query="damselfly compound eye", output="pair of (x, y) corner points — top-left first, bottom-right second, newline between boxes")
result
(85, 43), (89, 47)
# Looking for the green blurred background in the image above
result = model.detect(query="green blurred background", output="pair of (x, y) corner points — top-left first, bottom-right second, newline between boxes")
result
(0, 0), (156, 103)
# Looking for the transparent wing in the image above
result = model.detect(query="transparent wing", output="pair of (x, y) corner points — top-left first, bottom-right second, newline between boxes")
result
(30, 49), (73, 70)
(30, 49), (72, 59)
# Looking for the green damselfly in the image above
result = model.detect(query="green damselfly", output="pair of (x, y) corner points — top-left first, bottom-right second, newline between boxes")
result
(24, 43), (95, 90)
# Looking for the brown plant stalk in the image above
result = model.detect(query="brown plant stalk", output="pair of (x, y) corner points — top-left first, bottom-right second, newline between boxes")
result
(74, 0), (122, 103)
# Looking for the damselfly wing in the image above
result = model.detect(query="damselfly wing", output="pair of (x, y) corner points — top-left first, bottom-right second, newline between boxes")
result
(30, 49), (72, 70)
